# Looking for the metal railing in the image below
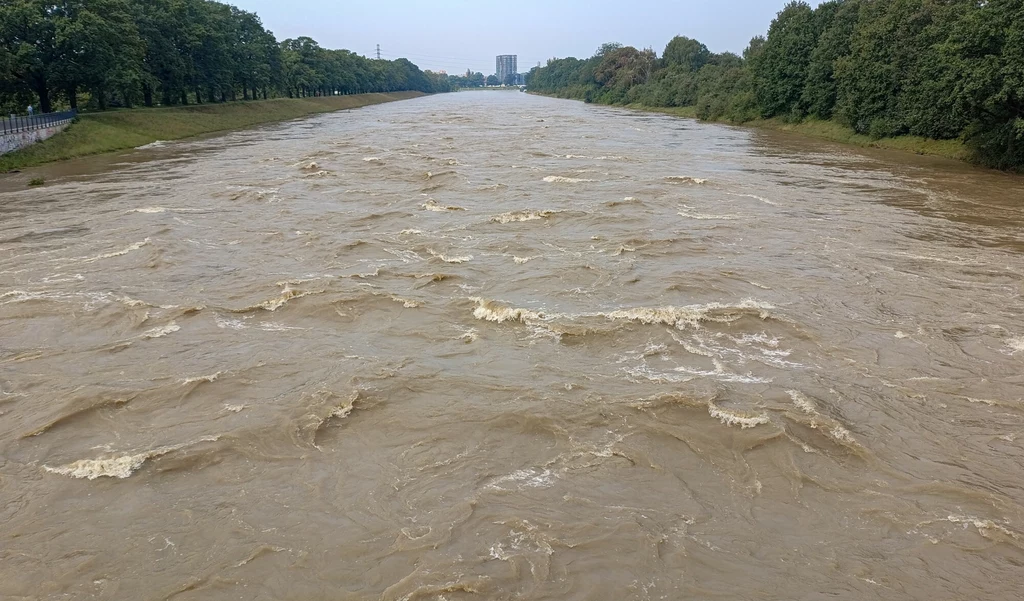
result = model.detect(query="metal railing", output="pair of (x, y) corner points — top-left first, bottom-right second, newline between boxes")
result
(1, 109), (77, 135)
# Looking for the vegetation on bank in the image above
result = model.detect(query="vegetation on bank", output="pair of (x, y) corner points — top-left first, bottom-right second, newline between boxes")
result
(0, 92), (423, 172)
(0, 0), (450, 116)
(528, 0), (1024, 171)
(623, 103), (971, 161)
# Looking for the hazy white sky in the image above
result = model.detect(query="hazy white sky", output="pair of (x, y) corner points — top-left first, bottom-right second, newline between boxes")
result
(233, 0), (818, 75)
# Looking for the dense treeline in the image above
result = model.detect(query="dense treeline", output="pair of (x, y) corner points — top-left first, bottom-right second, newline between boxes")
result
(528, 0), (1024, 171)
(0, 0), (450, 115)
(449, 71), (487, 89)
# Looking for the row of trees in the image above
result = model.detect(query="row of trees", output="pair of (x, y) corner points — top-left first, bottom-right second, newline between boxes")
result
(527, 0), (1024, 171)
(447, 71), (522, 89)
(0, 0), (450, 115)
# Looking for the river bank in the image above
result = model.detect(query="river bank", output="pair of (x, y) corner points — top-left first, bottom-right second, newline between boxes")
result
(0, 92), (426, 172)
(622, 103), (973, 164)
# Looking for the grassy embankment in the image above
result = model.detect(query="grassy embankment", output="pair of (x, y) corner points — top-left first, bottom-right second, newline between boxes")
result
(0, 91), (425, 172)
(624, 103), (971, 162)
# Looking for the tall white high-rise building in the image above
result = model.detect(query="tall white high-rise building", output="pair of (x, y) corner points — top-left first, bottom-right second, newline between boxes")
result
(496, 55), (518, 84)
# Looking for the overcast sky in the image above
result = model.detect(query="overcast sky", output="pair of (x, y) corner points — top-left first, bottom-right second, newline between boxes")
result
(233, 0), (817, 75)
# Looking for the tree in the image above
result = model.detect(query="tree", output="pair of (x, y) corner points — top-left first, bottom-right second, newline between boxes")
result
(753, 1), (821, 118)
(801, 0), (859, 119)
(663, 36), (711, 72)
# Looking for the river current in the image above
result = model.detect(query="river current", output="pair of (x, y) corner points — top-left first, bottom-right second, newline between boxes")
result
(2, 92), (1024, 600)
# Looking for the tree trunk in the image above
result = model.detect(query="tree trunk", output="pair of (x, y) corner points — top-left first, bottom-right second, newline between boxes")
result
(180, 90), (188, 106)
(195, 87), (203, 104)
(68, 85), (78, 110)
(34, 77), (52, 113)
(143, 84), (153, 107)
(243, 81), (249, 101)
(97, 90), (107, 111)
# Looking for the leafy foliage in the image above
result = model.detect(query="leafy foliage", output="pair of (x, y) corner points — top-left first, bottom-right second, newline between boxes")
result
(526, 0), (1024, 171)
(0, 0), (449, 114)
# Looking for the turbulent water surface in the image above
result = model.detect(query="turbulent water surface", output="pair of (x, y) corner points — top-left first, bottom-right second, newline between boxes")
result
(2, 92), (1024, 600)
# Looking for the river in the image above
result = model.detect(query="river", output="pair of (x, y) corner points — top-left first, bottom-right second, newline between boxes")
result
(2, 92), (1023, 600)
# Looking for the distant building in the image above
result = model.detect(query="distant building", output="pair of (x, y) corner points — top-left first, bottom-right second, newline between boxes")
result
(496, 55), (518, 85)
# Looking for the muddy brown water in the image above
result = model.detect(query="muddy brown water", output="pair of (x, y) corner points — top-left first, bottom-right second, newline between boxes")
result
(2, 92), (1024, 600)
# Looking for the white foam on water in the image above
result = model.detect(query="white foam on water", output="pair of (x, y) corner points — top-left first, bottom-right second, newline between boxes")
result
(362, 157), (383, 163)
(485, 468), (556, 491)
(456, 327), (479, 343)
(708, 404), (770, 429)
(422, 199), (466, 212)
(183, 372), (222, 385)
(427, 249), (473, 264)
(130, 207), (169, 214)
(665, 176), (707, 184)
(224, 404), (246, 413)
(729, 193), (777, 205)
(81, 238), (151, 263)
(490, 210), (555, 223)
(1007, 337), (1024, 354)
(253, 285), (321, 311)
(216, 315), (248, 330)
(470, 297), (546, 323)
(259, 322), (308, 331)
(966, 397), (998, 406)
(135, 140), (167, 150)
(43, 436), (220, 480)
(142, 322), (179, 339)
(603, 300), (774, 328)
(787, 390), (817, 414)
(513, 256), (534, 264)
(543, 176), (596, 183)
(400, 229), (423, 235)
(830, 424), (857, 445)
(623, 364), (696, 384)
(895, 331), (910, 339)
(390, 296), (421, 308)
(678, 208), (740, 220)
(673, 361), (772, 384)
(946, 515), (1020, 540)
(470, 297), (774, 330)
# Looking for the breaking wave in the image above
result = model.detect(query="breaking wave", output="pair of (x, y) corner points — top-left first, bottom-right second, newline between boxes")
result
(43, 436), (220, 480)
(141, 322), (180, 339)
(490, 210), (556, 223)
(708, 403), (771, 429)
(81, 238), (151, 263)
(428, 249), (473, 264)
(470, 297), (775, 330)
(543, 176), (596, 184)
(422, 199), (467, 212)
